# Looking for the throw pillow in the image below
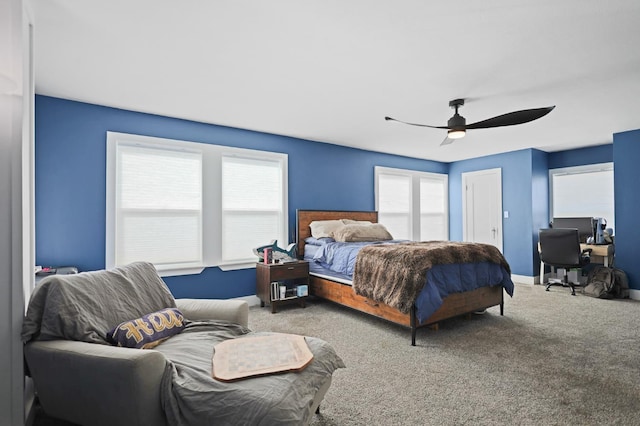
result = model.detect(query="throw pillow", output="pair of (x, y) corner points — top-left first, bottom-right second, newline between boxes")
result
(309, 220), (345, 238)
(333, 223), (394, 242)
(107, 308), (186, 349)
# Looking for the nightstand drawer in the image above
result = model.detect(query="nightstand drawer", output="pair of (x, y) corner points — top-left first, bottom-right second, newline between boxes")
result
(269, 262), (309, 280)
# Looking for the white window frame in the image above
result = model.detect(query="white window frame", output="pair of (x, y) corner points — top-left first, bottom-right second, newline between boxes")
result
(549, 162), (614, 229)
(106, 132), (288, 276)
(374, 166), (449, 241)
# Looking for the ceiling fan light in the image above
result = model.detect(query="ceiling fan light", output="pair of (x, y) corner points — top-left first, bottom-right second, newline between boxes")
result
(448, 129), (466, 139)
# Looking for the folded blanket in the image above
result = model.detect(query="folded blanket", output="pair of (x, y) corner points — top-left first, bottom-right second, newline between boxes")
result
(158, 324), (345, 426)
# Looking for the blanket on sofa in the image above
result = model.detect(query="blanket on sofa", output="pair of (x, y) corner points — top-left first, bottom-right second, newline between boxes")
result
(353, 241), (512, 314)
(22, 262), (345, 425)
(22, 261), (177, 343)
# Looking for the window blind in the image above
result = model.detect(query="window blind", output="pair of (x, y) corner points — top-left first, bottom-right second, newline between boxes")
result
(115, 144), (203, 268)
(375, 166), (448, 242)
(551, 166), (615, 230)
(221, 156), (285, 262)
(107, 132), (288, 274)
(377, 173), (412, 240)
(420, 177), (447, 241)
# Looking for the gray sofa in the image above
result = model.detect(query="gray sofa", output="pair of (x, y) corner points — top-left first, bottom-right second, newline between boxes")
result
(23, 262), (344, 426)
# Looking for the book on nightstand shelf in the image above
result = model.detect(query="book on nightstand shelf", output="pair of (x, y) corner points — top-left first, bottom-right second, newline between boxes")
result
(270, 281), (305, 301)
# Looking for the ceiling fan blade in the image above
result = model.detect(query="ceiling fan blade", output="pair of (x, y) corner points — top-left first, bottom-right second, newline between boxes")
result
(385, 116), (448, 129)
(440, 135), (455, 146)
(465, 106), (555, 130)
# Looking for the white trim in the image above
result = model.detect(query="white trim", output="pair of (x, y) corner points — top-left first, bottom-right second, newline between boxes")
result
(106, 132), (288, 276)
(462, 168), (503, 252)
(511, 274), (536, 285)
(629, 289), (640, 301)
(374, 165), (449, 241)
(548, 162), (614, 223)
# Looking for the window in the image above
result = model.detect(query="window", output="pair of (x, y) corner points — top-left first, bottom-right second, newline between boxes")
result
(221, 156), (285, 262)
(375, 166), (448, 241)
(549, 162), (614, 230)
(107, 132), (288, 275)
(114, 144), (203, 268)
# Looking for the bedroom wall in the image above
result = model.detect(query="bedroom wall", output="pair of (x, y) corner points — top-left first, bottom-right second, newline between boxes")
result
(34, 95), (448, 299)
(612, 129), (640, 292)
(547, 144), (613, 169)
(530, 149), (550, 273)
(448, 149), (538, 277)
(36, 95), (635, 295)
(2, 0), (28, 423)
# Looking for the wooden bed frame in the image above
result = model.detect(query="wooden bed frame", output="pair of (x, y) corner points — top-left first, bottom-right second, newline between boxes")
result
(296, 210), (505, 346)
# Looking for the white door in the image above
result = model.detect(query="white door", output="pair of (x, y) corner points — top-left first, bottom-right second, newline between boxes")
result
(462, 168), (503, 251)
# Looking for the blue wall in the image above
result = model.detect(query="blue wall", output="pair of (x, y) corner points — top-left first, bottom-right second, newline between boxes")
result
(36, 95), (633, 296)
(613, 130), (640, 291)
(548, 144), (613, 169)
(35, 95), (447, 298)
(531, 149), (550, 269)
(448, 149), (540, 276)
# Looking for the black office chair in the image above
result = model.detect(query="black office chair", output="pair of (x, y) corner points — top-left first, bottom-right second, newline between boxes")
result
(539, 228), (592, 296)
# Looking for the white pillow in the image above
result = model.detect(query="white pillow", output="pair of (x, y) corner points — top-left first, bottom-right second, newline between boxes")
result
(309, 220), (345, 238)
(333, 223), (393, 242)
(341, 219), (373, 225)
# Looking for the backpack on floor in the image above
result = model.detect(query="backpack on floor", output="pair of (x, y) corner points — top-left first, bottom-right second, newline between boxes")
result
(584, 266), (615, 299)
(584, 266), (630, 299)
(612, 268), (630, 299)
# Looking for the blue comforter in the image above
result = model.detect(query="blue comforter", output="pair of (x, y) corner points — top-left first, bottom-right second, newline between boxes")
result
(312, 240), (407, 276)
(310, 240), (514, 323)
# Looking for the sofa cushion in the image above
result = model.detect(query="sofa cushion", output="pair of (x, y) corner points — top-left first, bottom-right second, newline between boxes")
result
(107, 308), (186, 349)
(22, 262), (177, 344)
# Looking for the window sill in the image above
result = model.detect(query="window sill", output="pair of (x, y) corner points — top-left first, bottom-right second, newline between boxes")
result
(156, 265), (206, 277)
(218, 262), (257, 271)
(155, 261), (257, 277)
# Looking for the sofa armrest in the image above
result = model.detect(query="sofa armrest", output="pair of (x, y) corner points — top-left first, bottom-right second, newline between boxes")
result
(176, 298), (249, 327)
(25, 340), (167, 426)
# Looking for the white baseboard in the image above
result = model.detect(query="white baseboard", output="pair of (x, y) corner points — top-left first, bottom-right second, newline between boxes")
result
(513, 275), (640, 301)
(236, 294), (262, 307)
(511, 274), (536, 285)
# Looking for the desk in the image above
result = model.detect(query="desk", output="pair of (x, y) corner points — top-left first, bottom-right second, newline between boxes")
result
(538, 243), (614, 284)
(581, 243), (615, 267)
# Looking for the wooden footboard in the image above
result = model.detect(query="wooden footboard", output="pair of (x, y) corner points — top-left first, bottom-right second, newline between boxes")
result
(297, 210), (506, 346)
(310, 274), (503, 345)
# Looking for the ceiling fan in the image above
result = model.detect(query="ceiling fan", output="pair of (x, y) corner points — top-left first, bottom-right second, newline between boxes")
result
(385, 99), (555, 146)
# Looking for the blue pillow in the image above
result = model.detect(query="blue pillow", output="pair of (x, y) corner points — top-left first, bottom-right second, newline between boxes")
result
(305, 237), (335, 246)
(107, 308), (186, 349)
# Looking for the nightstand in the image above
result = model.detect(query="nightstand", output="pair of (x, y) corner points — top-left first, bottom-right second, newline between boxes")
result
(256, 261), (309, 313)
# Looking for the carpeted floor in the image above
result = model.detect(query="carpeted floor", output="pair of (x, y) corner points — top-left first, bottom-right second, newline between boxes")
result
(249, 283), (640, 426)
(34, 283), (640, 425)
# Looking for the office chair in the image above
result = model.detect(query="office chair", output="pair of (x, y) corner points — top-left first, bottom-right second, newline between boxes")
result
(539, 228), (592, 296)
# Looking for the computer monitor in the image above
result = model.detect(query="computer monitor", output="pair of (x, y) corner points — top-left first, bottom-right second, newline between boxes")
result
(551, 217), (594, 243)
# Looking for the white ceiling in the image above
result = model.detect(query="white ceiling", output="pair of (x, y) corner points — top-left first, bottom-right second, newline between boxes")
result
(32, 0), (640, 162)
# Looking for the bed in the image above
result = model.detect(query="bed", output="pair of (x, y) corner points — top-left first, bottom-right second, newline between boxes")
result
(296, 210), (514, 345)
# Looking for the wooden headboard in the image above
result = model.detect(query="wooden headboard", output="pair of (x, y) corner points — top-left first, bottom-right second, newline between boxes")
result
(296, 210), (378, 259)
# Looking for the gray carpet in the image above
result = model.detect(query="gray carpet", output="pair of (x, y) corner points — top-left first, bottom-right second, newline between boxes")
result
(248, 284), (640, 426)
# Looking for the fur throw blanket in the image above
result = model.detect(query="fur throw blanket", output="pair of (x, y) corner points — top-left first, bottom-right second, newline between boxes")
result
(352, 241), (511, 314)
